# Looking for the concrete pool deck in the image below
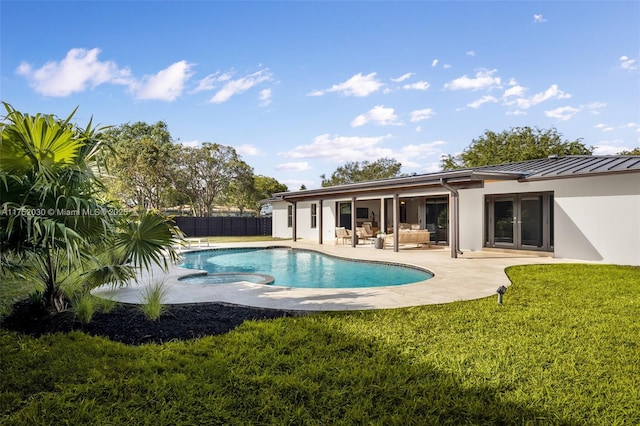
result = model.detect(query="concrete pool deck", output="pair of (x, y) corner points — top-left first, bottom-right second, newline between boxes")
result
(91, 240), (586, 311)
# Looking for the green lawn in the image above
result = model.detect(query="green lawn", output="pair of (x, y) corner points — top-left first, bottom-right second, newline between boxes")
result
(1, 264), (639, 425)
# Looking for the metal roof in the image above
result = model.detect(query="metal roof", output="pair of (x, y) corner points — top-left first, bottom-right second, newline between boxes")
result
(475, 155), (640, 180)
(271, 155), (640, 201)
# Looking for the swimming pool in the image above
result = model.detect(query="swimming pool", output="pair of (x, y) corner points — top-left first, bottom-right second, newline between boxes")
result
(178, 247), (433, 289)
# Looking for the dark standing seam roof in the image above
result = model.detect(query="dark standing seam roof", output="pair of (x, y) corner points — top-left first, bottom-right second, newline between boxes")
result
(270, 156), (640, 201)
(473, 156), (640, 180)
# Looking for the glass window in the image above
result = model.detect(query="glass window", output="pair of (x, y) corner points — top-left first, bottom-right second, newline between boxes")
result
(311, 204), (317, 228)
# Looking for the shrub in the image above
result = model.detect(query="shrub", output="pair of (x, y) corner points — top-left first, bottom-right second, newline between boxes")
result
(72, 292), (95, 324)
(139, 280), (168, 321)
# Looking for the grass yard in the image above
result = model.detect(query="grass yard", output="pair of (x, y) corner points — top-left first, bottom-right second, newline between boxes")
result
(1, 264), (639, 424)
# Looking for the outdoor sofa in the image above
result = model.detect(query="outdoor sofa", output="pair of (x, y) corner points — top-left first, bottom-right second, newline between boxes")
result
(385, 229), (431, 248)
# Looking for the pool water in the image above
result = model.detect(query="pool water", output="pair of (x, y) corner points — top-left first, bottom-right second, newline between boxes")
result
(178, 248), (433, 289)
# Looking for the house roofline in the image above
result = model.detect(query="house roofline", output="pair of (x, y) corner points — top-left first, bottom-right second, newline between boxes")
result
(268, 155), (640, 203)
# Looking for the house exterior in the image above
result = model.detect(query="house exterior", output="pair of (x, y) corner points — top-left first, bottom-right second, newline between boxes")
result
(270, 156), (640, 266)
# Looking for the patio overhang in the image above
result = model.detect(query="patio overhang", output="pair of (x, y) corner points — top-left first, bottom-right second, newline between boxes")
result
(271, 170), (524, 203)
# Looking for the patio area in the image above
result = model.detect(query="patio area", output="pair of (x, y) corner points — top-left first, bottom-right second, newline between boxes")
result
(92, 240), (586, 311)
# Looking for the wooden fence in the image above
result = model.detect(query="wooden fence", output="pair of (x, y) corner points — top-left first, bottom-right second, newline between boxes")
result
(173, 216), (272, 237)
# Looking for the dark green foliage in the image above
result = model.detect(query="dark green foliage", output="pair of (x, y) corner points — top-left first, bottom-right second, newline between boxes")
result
(618, 147), (640, 155)
(441, 126), (593, 170)
(321, 157), (402, 187)
(103, 121), (178, 210)
(0, 104), (182, 312)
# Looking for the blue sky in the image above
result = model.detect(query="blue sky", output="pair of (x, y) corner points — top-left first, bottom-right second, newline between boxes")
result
(2, 1), (639, 190)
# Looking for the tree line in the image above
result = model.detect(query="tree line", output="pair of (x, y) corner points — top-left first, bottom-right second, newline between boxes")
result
(321, 126), (638, 186)
(104, 121), (287, 216)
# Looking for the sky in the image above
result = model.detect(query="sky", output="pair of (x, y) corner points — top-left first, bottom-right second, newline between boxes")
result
(2, 1), (639, 190)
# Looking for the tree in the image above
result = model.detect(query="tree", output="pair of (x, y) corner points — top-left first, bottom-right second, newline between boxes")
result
(180, 143), (253, 216)
(440, 126), (593, 170)
(103, 121), (178, 210)
(224, 162), (256, 215)
(618, 148), (640, 155)
(321, 157), (402, 187)
(0, 104), (182, 312)
(251, 175), (288, 215)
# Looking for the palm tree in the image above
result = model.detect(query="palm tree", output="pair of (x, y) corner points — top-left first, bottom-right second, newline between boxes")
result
(1, 103), (182, 312)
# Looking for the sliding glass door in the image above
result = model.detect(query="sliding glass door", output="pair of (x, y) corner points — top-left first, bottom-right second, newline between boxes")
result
(493, 198), (515, 244)
(426, 197), (449, 244)
(485, 192), (553, 252)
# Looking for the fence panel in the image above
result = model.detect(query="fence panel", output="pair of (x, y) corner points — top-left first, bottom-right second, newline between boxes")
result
(173, 217), (272, 237)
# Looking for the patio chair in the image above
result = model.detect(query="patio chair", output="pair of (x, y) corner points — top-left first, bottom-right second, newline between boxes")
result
(357, 225), (375, 244)
(335, 227), (350, 245)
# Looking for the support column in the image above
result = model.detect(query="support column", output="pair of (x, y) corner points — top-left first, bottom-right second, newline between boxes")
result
(318, 200), (323, 244)
(351, 197), (357, 247)
(440, 179), (461, 258)
(450, 192), (458, 258)
(380, 198), (386, 234)
(393, 194), (399, 252)
(291, 201), (297, 242)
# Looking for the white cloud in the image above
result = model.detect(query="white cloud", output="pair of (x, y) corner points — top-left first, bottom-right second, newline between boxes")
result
(431, 59), (438, 68)
(259, 88), (272, 106)
(403, 81), (431, 91)
(284, 134), (390, 161)
(466, 50), (476, 57)
(391, 72), (414, 82)
(192, 71), (234, 93)
(443, 64), (452, 69)
(619, 55), (637, 71)
(506, 110), (527, 116)
(310, 72), (383, 97)
(503, 85), (526, 98)
(544, 106), (580, 121)
(415, 126), (422, 132)
(133, 60), (194, 101)
(276, 162), (310, 172)
(595, 123), (614, 132)
(15, 47), (133, 97)
(235, 144), (261, 156)
(585, 102), (606, 114)
(420, 161), (442, 173)
(351, 105), (403, 127)
(444, 69), (501, 91)
(508, 84), (570, 109)
(545, 102), (605, 121)
(467, 95), (498, 109)
(396, 141), (446, 168)
(285, 134), (445, 171)
(533, 14), (547, 23)
(210, 69), (272, 103)
(593, 142), (628, 155)
(410, 108), (435, 122)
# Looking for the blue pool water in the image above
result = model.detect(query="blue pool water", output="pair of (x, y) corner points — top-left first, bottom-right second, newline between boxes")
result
(178, 248), (433, 289)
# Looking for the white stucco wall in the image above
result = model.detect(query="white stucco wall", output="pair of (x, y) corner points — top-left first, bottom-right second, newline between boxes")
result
(552, 174), (639, 265)
(459, 174), (640, 265)
(271, 202), (292, 239)
(273, 173), (639, 265)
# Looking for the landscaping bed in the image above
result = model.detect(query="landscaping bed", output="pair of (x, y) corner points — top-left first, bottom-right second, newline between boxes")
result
(2, 300), (306, 345)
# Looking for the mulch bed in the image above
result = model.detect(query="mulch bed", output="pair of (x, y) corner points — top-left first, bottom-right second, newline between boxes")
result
(2, 300), (308, 346)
